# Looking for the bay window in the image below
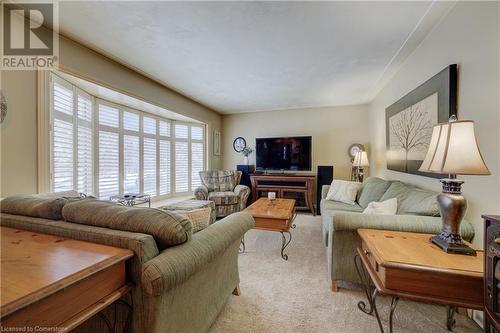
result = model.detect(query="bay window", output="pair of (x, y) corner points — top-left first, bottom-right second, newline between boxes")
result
(50, 73), (206, 199)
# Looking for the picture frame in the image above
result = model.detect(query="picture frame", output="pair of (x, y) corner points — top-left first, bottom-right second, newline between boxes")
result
(213, 130), (222, 156)
(385, 64), (457, 178)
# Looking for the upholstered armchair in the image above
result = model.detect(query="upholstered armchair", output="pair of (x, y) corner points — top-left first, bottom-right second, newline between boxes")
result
(194, 170), (251, 218)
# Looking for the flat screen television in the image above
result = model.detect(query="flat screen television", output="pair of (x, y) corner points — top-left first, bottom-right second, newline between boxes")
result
(255, 136), (312, 171)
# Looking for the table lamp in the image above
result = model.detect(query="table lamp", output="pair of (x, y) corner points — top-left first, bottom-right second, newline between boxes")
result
(419, 116), (490, 255)
(353, 151), (369, 182)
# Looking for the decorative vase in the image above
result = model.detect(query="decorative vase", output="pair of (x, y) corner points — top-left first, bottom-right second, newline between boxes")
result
(243, 156), (249, 165)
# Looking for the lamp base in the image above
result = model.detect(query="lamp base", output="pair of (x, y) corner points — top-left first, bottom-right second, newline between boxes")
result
(430, 234), (477, 256)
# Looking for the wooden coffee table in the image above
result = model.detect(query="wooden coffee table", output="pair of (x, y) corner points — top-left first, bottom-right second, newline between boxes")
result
(355, 229), (483, 332)
(243, 198), (296, 260)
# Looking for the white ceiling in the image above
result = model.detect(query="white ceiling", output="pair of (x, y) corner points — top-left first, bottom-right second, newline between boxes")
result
(58, 1), (452, 114)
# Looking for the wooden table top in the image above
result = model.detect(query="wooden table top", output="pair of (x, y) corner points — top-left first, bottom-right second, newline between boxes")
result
(0, 227), (134, 317)
(358, 229), (483, 277)
(244, 198), (295, 220)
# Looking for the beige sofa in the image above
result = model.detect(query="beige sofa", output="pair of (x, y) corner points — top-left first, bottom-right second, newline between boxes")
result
(0, 192), (254, 332)
(320, 177), (475, 291)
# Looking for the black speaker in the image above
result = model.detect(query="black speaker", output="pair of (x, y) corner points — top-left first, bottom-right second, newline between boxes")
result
(316, 165), (333, 215)
(237, 164), (255, 207)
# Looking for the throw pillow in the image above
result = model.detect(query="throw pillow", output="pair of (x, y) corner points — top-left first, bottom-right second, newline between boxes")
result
(362, 198), (398, 215)
(169, 207), (212, 233)
(325, 180), (362, 205)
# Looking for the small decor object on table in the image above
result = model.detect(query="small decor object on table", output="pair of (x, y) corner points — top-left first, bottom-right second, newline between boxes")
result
(418, 116), (490, 255)
(110, 193), (151, 207)
(267, 192), (276, 201)
(241, 146), (253, 165)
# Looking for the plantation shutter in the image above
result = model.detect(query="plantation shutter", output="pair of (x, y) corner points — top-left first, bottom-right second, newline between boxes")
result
(123, 135), (140, 193)
(143, 137), (157, 195)
(159, 120), (171, 195)
(53, 118), (74, 191)
(190, 126), (204, 190)
(98, 103), (119, 199)
(76, 92), (93, 194)
(52, 81), (74, 191)
(175, 141), (189, 192)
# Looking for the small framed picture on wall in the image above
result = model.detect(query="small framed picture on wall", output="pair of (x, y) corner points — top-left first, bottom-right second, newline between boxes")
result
(213, 131), (221, 156)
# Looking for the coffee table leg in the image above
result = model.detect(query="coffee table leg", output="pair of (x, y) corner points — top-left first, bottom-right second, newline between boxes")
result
(389, 296), (399, 333)
(280, 231), (292, 260)
(446, 305), (457, 331)
(290, 213), (298, 229)
(239, 237), (246, 254)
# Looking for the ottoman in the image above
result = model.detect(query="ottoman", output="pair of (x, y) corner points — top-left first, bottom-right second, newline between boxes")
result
(160, 199), (216, 225)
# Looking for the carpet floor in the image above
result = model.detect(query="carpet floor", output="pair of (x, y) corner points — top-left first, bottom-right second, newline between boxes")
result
(209, 214), (481, 333)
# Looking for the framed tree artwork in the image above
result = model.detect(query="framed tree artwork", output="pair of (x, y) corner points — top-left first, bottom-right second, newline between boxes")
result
(385, 64), (457, 178)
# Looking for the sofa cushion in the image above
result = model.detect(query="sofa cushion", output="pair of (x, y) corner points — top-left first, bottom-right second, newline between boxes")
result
(160, 199), (216, 225)
(168, 207), (211, 233)
(400, 188), (439, 216)
(208, 191), (239, 205)
(321, 199), (364, 213)
(325, 180), (362, 205)
(380, 181), (439, 216)
(0, 193), (80, 220)
(62, 199), (192, 249)
(357, 177), (392, 208)
(362, 198), (398, 215)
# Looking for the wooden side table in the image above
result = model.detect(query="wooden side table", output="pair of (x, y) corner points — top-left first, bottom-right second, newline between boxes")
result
(354, 229), (483, 332)
(1, 227), (134, 332)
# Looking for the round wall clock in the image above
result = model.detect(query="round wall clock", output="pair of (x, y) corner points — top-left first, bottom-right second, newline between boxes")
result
(348, 143), (365, 159)
(233, 137), (247, 153)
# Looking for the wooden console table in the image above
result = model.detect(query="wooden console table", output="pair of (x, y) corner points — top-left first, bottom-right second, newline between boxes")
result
(250, 173), (315, 215)
(355, 229), (483, 332)
(0, 227), (134, 332)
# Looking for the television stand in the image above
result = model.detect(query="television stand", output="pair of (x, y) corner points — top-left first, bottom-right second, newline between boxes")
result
(249, 173), (316, 215)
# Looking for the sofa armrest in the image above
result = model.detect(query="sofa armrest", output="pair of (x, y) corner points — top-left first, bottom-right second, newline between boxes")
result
(330, 211), (474, 241)
(194, 185), (209, 200)
(322, 185), (330, 200)
(142, 212), (255, 296)
(234, 185), (251, 210)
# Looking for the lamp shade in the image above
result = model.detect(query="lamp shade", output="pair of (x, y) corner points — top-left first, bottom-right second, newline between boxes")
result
(353, 151), (369, 167)
(418, 120), (490, 175)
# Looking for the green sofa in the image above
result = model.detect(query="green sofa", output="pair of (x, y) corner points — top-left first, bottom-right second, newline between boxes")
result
(320, 177), (475, 292)
(0, 193), (254, 332)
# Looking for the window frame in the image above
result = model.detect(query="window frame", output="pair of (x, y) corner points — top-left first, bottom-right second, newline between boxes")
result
(46, 73), (206, 200)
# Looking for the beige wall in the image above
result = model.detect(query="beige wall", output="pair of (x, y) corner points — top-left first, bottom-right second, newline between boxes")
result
(222, 105), (370, 181)
(0, 71), (38, 196)
(1, 36), (222, 197)
(368, 1), (500, 247)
